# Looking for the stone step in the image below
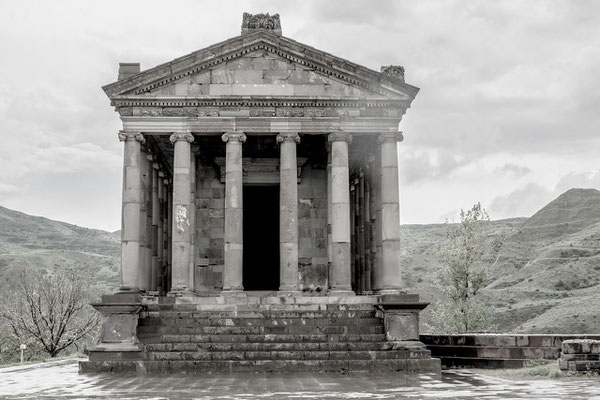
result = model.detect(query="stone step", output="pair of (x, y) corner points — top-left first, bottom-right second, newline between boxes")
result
(143, 341), (390, 352)
(142, 310), (378, 320)
(80, 358), (441, 373)
(145, 303), (378, 313)
(146, 349), (425, 362)
(138, 333), (388, 344)
(137, 325), (384, 336)
(138, 316), (381, 327)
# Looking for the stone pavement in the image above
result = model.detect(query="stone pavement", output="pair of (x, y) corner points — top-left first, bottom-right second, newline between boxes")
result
(1, 360), (600, 399)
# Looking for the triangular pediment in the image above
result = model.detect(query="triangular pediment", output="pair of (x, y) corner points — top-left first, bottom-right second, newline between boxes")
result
(104, 31), (418, 103)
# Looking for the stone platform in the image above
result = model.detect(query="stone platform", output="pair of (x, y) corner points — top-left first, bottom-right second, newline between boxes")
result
(80, 294), (440, 373)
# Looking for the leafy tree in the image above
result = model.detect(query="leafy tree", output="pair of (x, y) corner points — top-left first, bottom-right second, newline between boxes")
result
(431, 203), (504, 332)
(0, 266), (100, 359)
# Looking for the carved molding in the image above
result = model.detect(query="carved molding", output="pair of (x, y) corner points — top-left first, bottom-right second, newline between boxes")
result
(378, 132), (404, 143)
(118, 131), (145, 143)
(328, 131), (353, 144)
(221, 132), (247, 143)
(276, 133), (300, 144)
(381, 65), (405, 82)
(169, 132), (194, 144)
(242, 13), (282, 35)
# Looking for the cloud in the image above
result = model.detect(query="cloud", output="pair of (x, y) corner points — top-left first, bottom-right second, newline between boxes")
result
(495, 164), (532, 178)
(489, 183), (553, 219)
(399, 148), (474, 184)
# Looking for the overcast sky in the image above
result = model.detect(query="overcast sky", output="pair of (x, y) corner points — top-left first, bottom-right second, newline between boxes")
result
(1, 0), (599, 231)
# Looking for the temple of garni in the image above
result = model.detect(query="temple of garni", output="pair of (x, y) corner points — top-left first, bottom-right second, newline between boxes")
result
(81, 13), (440, 373)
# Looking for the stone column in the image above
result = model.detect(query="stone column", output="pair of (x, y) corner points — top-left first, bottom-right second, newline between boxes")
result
(189, 147), (197, 292)
(378, 132), (404, 294)
(277, 133), (301, 293)
(169, 132), (194, 295)
(326, 145), (333, 276)
(144, 154), (153, 292)
(157, 170), (165, 294)
(166, 181), (173, 292)
(372, 145), (384, 292)
(328, 131), (353, 295)
(221, 131), (246, 293)
(117, 131), (145, 293)
(151, 163), (159, 292)
(137, 150), (149, 292)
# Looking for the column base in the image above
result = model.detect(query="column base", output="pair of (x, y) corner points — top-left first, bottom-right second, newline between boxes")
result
(221, 289), (247, 297)
(328, 289), (355, 296)
(116, 287), (141, 294)
(167, 289), (195, 297)
(277, 290), (302, 297)
(375, 288), (403, 295)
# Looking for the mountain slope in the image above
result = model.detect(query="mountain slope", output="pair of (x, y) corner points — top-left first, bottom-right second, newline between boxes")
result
(0, 206), (120, 296)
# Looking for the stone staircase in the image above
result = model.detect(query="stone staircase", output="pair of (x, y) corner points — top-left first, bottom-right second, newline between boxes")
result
(81, 295), (440, 373)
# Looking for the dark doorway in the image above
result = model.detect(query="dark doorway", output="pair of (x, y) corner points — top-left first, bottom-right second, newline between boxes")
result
(243, 186), (280, 290)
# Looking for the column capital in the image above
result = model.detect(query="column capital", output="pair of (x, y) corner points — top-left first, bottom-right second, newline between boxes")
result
(118, 131), (145, 143)
(276, 133), (300, 144)
(169, 132), (194, 144)
(328, 131), (352, 144)
(378, 132), (404, 144)
(221, 131), (247, 143)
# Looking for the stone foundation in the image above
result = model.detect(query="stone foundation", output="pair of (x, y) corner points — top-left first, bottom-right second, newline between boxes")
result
(559, 339), (600, 375)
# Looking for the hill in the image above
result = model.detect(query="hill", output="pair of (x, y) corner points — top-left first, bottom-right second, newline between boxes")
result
(401, 188), (600, 334)
(0, 206), (120, 296)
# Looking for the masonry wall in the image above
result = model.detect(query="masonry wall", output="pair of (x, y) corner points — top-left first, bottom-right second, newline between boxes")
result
(192, 158), (328, 293)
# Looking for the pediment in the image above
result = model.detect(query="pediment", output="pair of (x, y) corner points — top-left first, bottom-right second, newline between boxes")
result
(104, 31), (418, 103)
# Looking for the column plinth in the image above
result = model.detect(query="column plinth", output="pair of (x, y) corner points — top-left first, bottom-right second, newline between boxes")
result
(168, 132), (195, 296)
(222, 132), (246, 294)
(328, 131), (354, 296)
(377, 132), (404, 294)
(117, 131), (145, 293)
(277, 133), (301, 294)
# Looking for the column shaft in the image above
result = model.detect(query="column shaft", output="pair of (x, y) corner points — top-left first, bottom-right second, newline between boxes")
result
(117, 131), (145, 293)
(222, 132), (246, 293)
(151, 164), (159, 292)
(378, 132), (404, 294)
(169, 132), (194, 295)
(372, 145), (383, 292)
(328, 131), (353, 295)
(144, 154), (153, 292)
(157, 171), (165, 294)
(277, 133), (300, 292)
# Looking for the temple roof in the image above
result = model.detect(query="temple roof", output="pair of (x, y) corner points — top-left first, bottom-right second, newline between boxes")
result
(103, 26), (419, 105)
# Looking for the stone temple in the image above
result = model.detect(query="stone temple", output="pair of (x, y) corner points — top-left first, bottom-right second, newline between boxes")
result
(81, 13), (440, 373)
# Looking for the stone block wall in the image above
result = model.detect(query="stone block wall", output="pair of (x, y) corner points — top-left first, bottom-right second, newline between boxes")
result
(194, 161), (225, 293)
(297, 165), (328, 293)
(192, 158), (328, 293)
(421, 334), (600, 368)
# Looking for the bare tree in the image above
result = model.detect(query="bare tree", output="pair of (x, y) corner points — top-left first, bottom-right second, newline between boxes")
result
(431, 203), (504, 333)
(0, 266), (100, 358)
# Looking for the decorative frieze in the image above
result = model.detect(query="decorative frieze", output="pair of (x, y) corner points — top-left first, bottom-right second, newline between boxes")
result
(241, 12), (282, 35)
(380, 65), (405, 82)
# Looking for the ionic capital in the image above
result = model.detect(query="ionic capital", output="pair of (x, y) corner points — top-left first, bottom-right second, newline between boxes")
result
(221, 131), (247, 143)
(169, 132), (194, 144)
(378, 132), (404, 144)
(276, 133), (300, 144)
(118, 130), (145, 143)
(328, 131), (352, 144)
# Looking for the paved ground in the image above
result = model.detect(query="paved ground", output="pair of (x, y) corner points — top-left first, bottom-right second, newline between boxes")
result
(1, 361), (600, 399)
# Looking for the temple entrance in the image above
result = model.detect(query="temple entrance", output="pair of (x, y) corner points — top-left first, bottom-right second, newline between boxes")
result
(243, 185), (280, 290)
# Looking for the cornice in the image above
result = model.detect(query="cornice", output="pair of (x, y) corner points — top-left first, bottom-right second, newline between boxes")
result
(110, 97), (410, 109)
